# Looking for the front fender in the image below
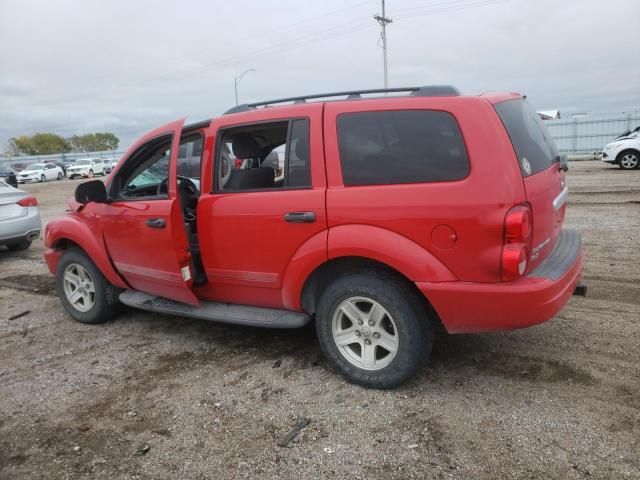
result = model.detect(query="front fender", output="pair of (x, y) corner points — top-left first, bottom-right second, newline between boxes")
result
(328, 225), (457, 282)
(44, 214), (128, 288)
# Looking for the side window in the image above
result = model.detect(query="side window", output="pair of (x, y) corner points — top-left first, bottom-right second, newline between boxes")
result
(177, 135), (204, 179)
(216, 119), (311, 191)
(114, 135), (172, 199)
(337, 110), (470, 186)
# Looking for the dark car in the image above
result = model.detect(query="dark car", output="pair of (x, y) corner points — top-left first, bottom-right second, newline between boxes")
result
(0, 164), (18, 187)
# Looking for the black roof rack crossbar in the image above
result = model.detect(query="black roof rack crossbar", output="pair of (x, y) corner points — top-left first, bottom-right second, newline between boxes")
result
(223, 85), (459, 115)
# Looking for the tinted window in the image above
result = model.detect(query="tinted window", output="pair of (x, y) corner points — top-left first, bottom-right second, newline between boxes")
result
(337, 110), (469, 186)
(177, 135), (203, 179)
(494, 99), (559, 176)
(286, 119), (311, 188)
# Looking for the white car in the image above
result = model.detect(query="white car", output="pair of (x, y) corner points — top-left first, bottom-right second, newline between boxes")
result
(601, 127), (640, 170)
(17, 163), (64, 183)
(67, 158), (106, 179)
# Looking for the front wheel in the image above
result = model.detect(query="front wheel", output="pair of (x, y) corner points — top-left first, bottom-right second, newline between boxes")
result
(88, 169), (94, 178)
(6, 239), (32, 251)
(56, 248), (122, 324)
(57, 172), (63, 180)
(618, 150), (639, 170)
(40, 174), (46, 182)
(315, 270), (432, 389)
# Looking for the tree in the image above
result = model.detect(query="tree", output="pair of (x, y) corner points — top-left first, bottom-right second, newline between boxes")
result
(7, 133), (69, 155)
(68, 132), (119, 152)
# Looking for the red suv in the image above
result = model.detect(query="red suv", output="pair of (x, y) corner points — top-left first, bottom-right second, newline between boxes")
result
(44, 86), (583, 388)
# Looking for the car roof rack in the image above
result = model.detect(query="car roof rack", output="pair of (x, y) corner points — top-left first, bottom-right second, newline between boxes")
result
(223, 85), (459, 115)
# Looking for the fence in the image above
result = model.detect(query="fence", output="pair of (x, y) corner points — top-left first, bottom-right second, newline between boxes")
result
(544, 113), (640, 155)
(0, 150), (126, 170)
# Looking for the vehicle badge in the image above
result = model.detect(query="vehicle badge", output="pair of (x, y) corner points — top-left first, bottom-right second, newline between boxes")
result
(521, 157), (532, 175)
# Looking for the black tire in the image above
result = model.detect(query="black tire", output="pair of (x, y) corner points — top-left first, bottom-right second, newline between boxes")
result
(88, 169), (94, 178)
(617, 150), (640, 170)
(57, 172), (63, 180)
(55, 248), (122, 324)
(40, 174), (46, 182)
(315, 270), (433, 389)
(6, 239), (32, 251)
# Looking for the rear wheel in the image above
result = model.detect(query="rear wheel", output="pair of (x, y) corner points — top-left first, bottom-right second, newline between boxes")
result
(618, 150), (639, 170)
(6, 239), (32, 251)
(315, 270), (432, 389)
(56, 248), (122, 324)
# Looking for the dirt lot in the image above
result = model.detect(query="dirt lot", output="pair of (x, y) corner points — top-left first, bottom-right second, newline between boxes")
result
(1, 162), (638, 479)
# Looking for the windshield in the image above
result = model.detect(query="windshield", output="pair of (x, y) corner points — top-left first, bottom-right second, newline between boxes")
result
(75, 160), (91, 165)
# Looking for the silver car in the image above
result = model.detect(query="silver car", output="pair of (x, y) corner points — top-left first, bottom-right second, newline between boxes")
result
(0, 179), (41, 251)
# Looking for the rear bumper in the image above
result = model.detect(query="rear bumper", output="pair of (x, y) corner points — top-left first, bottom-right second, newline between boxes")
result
(0, 207), (41, 245)
(417, 230), (583, 334)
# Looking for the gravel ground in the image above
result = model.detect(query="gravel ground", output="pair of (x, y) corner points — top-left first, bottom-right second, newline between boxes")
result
(1, 161), (638, 479)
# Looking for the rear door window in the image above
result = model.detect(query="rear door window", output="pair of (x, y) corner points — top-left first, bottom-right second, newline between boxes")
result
(336, 110), (469, 186)
(494, 99), (560, 176)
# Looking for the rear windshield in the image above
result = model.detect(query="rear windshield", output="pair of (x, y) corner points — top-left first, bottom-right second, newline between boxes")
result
(337, 110), (470, 186)
(494, 99), (559, 176)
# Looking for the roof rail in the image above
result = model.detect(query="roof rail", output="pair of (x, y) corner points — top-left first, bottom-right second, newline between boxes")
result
(223, 85), (459, 115)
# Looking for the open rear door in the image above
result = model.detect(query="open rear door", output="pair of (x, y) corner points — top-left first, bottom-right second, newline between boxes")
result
(100, 118), (200, 306)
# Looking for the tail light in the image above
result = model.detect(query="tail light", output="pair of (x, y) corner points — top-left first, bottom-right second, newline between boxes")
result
(501, 204), (532, 281)
(17, 196), (38, 207)
(235, 158), (243, 168)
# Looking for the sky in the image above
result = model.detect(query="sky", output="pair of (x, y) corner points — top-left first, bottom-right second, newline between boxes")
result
(1, 0), (639, 152)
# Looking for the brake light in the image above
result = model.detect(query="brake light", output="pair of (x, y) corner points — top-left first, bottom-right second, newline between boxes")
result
(501, 204), (532, 281)
(17, 196), (38, 207)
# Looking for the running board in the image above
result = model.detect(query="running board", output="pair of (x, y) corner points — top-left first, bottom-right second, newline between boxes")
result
(119, 290), (310, 329)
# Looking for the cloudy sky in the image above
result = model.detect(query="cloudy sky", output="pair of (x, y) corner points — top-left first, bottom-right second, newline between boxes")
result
(1, 0), (639, 151)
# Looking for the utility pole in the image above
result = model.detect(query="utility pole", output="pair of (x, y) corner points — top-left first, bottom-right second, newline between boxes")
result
(374, 0), (392, 89)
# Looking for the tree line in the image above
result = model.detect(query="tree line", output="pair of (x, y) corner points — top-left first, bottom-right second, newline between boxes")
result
(6, 132), (120, 156)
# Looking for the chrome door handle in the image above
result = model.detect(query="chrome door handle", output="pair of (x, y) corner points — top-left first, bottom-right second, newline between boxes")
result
(146, 218), (166, 228)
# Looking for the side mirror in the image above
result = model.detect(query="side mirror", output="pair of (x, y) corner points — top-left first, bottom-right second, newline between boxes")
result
(75, 180), (107, 204)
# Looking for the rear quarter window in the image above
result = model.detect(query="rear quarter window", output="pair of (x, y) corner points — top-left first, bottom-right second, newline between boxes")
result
(494, 99), (560, 176)
(337, 110), (470, 186)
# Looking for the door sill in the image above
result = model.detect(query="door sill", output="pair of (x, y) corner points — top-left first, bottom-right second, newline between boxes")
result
(119, 290), (310, 329)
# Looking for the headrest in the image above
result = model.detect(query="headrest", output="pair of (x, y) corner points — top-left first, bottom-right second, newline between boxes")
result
(232, 133), (262, 159)
(224, 167), (274, 190)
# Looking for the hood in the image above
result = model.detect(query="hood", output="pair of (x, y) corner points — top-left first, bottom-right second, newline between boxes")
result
(20, 168), (41, 174)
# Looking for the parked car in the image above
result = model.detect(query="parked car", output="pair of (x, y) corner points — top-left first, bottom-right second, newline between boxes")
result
(44, 86), (583, 388)
(0, 179), (41, 251)
(45, 160), (68, 177)
(0, 164), (18, 187)
(101, 157), (120, 174)
(67, 158), (106, 179)
(17, 163), (64, 183)
(601, 126), (640, 170)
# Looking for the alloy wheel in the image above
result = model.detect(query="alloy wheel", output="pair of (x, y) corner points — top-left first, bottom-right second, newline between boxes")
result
(620, 153), (638, 169)
(331, 296), (399, 371)
(62, 263), (96, 312)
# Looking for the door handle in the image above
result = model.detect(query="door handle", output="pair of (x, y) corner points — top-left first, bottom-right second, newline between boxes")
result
(283, 211), (316, 223)
(146, 218), (166, 229)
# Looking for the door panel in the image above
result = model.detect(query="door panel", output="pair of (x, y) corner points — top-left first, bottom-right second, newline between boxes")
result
(196, 189), (326, 307)
(98, 118), (200, 306)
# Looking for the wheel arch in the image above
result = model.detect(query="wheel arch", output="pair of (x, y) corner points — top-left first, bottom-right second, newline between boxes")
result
(616, 148), (640, 164)
(298, 256), (446, 333)
(45, 217), (128, 288)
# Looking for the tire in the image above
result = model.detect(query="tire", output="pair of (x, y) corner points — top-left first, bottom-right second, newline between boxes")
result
(315, 270), (432, 389)
(40, 174), (46, 182)
(55, 248), (122, 324)
(618, 150), (639, 170)
(57, 172), (63, 180)
(6, 239), (31, 251)
(88, 169), (94, 178)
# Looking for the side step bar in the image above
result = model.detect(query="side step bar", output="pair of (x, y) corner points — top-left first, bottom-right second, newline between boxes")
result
(119, 290), (310, 329)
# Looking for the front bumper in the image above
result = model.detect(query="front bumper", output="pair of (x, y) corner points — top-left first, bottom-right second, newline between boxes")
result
(18, 176), (40, 183)
(417, 229), (583, 333)
(0, 207), (42, 244)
